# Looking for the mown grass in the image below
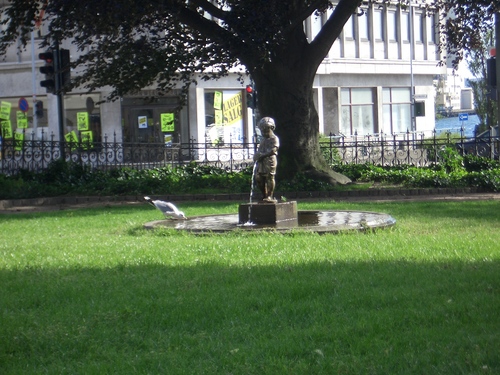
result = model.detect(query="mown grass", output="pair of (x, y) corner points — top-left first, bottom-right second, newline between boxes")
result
(1, 200), (499, 374)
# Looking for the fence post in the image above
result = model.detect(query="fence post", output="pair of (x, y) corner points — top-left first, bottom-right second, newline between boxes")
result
(380, 131), (385, 166)
(354, 131), (358, 164)
(406, 129), (411, 164)
(229, 133), (233, 172)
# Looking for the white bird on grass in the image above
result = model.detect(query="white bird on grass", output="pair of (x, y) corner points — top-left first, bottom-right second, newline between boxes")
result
(144, 196), (187, 220)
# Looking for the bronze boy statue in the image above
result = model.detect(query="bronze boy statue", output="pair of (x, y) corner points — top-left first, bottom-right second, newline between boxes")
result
(253, 117), (280, 203)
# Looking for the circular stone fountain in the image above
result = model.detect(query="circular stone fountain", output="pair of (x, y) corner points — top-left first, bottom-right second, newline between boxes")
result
(144, 118), (395, 234)
(144, 208), (396, 234)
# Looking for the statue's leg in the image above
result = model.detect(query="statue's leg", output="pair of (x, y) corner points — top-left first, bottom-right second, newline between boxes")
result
(266, 176), (275, 199)
(255, 174), (266, 200)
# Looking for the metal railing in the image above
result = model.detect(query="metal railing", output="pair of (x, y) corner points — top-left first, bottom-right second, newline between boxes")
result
(1, 129), (499, 175)
(0, 130), (257, 175)
(320, 129), (500, 166)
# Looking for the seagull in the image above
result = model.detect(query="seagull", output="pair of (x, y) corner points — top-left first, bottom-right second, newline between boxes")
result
(144, 196), (187, 220)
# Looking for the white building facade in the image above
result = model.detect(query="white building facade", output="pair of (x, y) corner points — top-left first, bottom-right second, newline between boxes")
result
(0, 3), (444, 148)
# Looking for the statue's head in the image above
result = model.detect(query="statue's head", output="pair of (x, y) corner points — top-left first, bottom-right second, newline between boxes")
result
(258, 117), (275, 131)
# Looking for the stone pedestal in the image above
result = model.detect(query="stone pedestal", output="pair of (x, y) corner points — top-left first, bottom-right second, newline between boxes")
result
(238, 201), (298, 226)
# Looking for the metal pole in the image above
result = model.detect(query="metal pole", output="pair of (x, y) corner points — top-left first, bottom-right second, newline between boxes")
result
(409, 0), (416, 133)
(54, 41), (66, 160)
(30, 31), (38, 137)
(496, 13), (500, 129)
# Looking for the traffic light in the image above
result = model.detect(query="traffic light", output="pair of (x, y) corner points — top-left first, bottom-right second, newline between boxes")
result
(39, 49), (71, 94)
(59, 49), (71, 90)
(487, 57), (496, 89)
(246, 85), (256, 109)
(35, 101), (44, 118)
(39, 50), (56, 94)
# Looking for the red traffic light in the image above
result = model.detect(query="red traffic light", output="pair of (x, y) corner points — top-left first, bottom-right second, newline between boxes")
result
(246, 85), (253, 93)
(39, 51), (54, 63)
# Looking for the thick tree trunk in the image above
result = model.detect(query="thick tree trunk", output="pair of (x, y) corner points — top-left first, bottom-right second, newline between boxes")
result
(252, 63), (351, 185)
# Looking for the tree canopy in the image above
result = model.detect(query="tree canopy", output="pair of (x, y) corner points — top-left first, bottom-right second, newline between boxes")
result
(1, 0), (498, 184)
(1, 0), (362, 100)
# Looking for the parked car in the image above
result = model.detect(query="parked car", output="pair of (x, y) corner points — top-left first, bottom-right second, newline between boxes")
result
(456, 125), (499, 159)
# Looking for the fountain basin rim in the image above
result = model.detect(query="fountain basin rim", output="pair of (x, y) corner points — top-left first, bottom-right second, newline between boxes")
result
(144, 210), (396, 234)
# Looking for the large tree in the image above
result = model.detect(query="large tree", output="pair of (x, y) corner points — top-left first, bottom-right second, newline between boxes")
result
(1, 0), (498, 183)
(465, 28), (497, 133)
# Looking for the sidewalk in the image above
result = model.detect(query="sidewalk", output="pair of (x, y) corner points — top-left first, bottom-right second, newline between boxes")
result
(1, 187), (499, 214)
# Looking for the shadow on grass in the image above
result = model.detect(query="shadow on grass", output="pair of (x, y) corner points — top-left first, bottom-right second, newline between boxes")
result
(1, 259), (499, 374)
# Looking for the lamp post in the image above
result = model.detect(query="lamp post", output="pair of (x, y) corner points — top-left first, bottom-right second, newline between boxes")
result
(409, 0), (416, 133)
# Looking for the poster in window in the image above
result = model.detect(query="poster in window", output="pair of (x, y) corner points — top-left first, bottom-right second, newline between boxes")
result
(65, 130), (78, 150)
(14, 132), (24, 151)
(138, 115), (148, 129)
(164, 134), (172, 147)
(214, 110), (223, 125)
(1, 120), (13, 138)
(0, 101), (12, 120)
(16, 111), (28, 129)
(161, 113), (175, 132)
(214, 91), (222, 110)
(223, 92), (243, 126)
(77, 112), (89, 131)
(81, 130), (93, 150)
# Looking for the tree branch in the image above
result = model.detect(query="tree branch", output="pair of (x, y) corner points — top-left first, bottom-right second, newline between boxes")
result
(187, 0), (229, 21)
(308, 0), (363, 65)
(284, 0), (330, 33)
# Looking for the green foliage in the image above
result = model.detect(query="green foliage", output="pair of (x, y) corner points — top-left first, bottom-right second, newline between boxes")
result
(278, 172), (334, 192)
(435, 146), (464, 173)
(463, 154), (500, 172)
(328, 149), (500, 192)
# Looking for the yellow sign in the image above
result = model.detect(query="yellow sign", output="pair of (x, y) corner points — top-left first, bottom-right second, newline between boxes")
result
(164, 134), (172, 146)
(81, 130), (93, 150)
(65, 131), (78, 150)
(17, 111), (28, 129)
(161, 113), (175, 132)
(138, 116), (148, 129)
(1, 120), (13, 138)
(77, 112), (89, 131)
(14, 132), (24, 151)
(222, 92), (242, 126)
(214, 110), (223, 125)
(0, 101), (12, 120)
(214, 91), (222, 110)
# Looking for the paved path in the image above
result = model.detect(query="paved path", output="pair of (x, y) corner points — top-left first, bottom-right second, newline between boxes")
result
(1, 189), (499, 214)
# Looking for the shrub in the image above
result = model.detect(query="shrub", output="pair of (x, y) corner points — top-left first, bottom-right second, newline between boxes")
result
(2, 156), (500, 200)
(463, 155), (500, 172)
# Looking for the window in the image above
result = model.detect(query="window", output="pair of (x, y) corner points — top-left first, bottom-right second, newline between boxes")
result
(204, 89), (245, 144)
(358, 12), (369, 40)
(340, 88), (375, 136)
(401, 11), (410, 42)
(387, 11), (397, 41)
(373, 9), (384, 41)
(343, 16), (354, 39)
(426, 13), (437, 44)
(382, 88), (411, 134)
(310, 15), (323, 40)
(414, 13), (424, 43)
(0, 97), (47, 137)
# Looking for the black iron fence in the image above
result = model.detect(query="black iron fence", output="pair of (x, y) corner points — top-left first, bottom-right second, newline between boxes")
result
(1, 129), (499, 175)
(0, 131), (258, 175)
(321, 129), (500, 166)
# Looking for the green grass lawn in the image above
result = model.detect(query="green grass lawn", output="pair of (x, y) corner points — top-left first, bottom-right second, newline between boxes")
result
(1, 200), (499, 374)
